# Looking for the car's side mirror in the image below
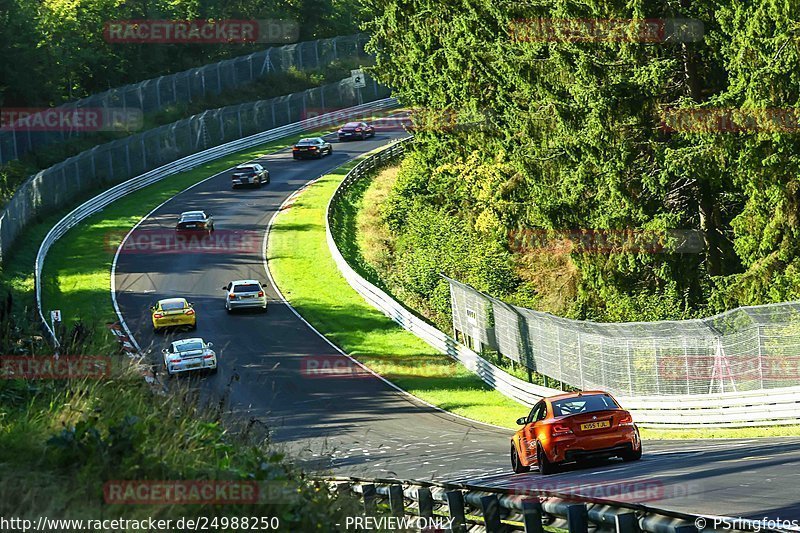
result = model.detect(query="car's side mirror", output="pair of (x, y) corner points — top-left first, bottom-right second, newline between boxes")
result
(207, 342), (214, 348)
(149, 305), (156, 311)
(189, 303), (194, 308)
(221, 286), (227, 290)
(161, 348), (168, 354)
(516, 417), (527, 426)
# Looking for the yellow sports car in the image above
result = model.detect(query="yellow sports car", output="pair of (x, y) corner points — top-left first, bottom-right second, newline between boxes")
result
(150, 298), (196, 332)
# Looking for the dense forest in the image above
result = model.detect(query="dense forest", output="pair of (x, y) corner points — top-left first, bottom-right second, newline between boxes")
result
(360, 0), (800, 322)
(0, 0), (364, 107)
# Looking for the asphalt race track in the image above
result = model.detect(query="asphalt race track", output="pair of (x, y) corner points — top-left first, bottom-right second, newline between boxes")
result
(113, 130), (800, 521)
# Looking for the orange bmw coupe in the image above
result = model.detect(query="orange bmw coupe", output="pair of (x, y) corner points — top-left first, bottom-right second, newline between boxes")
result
(511, 391), (642, 475)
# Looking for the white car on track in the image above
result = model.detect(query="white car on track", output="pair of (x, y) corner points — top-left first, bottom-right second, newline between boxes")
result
(222, 279), (268, 312)
(162, 338), (217, 376)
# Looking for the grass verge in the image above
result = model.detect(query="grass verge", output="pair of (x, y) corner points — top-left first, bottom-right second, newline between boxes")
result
(269, 149), (800, 440)
(269, 153), (527, 429)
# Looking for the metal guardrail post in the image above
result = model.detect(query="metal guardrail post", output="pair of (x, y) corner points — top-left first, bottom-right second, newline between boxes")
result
(566, 503), (589, 533)
(445, 490), (467, 533)
(362, 484), (377, 514)
(480, 494), (504, 532)
(521, 500), (544, 533)
(388, 484), (404, 517)
(417, 487), (434, 518)
(615, 512), (638, 533)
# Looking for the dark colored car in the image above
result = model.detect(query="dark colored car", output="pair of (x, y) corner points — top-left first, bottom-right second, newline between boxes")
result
(231, 163), (269, 189)
(510, 391), (642, 475)
(292, 137), (333, 159)
(176, 211), (214, 233)
(337, 121), (376, 141)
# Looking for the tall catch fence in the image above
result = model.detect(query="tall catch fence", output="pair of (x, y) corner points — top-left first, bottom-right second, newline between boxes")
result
(447, 276), (800, 396)
(0, 75), (389, 263)
(0, 34), (369, 164)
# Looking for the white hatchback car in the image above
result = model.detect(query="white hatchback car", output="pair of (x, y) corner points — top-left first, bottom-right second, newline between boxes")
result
(162, 338), (217, 376)
(222, 279), (268, 312)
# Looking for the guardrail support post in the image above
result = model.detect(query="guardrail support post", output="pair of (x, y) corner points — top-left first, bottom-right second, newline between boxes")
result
(615, 512), (637, 533)
(388, 484), (404, 517)
(521, 500), (544, 533)
(445, 490), (467, 533)
(417, 487), (434, 518)
(479, 494), (503, 532)
(566, 504), (589, 533)
(362, 484), (377, 515)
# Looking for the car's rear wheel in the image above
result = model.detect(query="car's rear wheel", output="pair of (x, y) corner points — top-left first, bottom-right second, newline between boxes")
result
(537, 443), (557, 475)
(622, 445), (643, 462)
(511, 443), (529, 474)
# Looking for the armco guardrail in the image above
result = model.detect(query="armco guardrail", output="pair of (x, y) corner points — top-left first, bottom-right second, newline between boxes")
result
(0, 34), (370, 164)
(35, 98), (399, 348)
(325, 139), (800, 428)
(323, 476), (768, 533)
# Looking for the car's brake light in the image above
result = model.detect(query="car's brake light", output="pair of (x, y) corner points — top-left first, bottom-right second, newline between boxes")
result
(257, 291), (264, 297)
(229, 294), (237, 300)
(292, 147), (299, 151)
(185, 309), (195, 315)
(552, 423), (573, 436)
(309, 146), (318, 150)
(169, 357), (181, 363)
(153, 313), (164, 319)
(355, 128), (362, 131)
(204, 354), (214, 359)
(619, 414), (635, 426)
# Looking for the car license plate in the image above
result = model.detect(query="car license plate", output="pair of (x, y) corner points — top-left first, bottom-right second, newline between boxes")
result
(580, 421), (610, 431)
(242, 295), (253, 299)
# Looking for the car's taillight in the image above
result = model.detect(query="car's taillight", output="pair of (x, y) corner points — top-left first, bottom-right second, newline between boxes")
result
(229, 294), (237, 300)
(309, 146), (318, 150)
(355, 128), (362, 132)
(292, 147), (299, 151)
(169, 356), (181, 363)
(153, 313), (164, 319)
(552, 423), (573, 436)
(204, 354), (214, 359)
(257, 291), (264, 297)
(619, 414), (635, 426)
(185, 309), (195, 315)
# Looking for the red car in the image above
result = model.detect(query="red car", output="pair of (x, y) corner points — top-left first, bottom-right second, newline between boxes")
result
(511, 391), (642, 475)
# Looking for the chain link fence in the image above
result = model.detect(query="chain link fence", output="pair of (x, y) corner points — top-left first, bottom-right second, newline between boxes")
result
(0, 34), (369, 164)
(0, 75), (389, 263)
(447, 275), (800, 396)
